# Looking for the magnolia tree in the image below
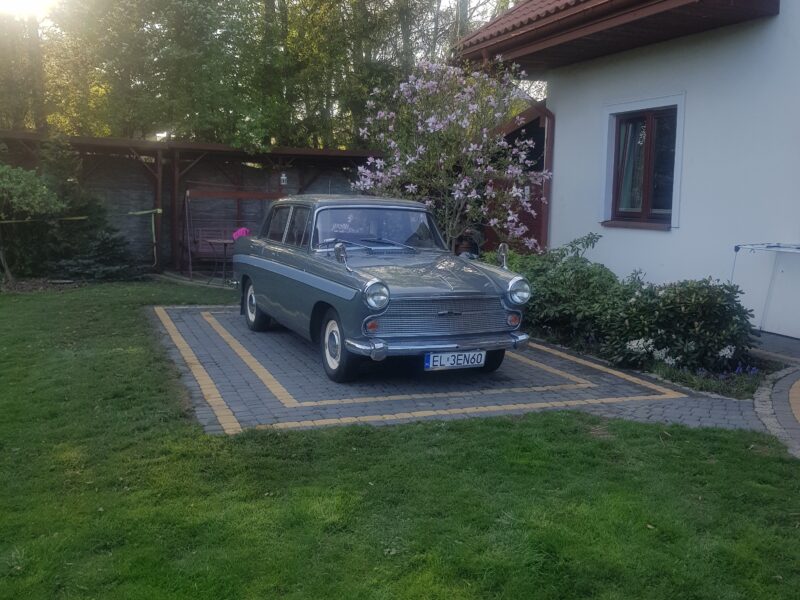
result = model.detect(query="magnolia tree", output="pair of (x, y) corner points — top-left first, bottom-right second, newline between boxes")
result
(353, 60), (549, 251)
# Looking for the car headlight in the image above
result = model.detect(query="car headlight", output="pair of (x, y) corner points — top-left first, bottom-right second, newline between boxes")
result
(508, 277), (531, 305)
(364, 280), (390, 310)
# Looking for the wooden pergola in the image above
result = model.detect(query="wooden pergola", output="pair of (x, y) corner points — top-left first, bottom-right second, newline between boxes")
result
(0, 130), (373, 269)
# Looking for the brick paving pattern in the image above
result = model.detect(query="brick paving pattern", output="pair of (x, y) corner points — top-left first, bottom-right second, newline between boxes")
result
(154, 306), (768, 435)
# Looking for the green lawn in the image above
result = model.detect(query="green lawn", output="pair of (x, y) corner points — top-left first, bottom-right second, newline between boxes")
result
(1, 282), (799, 599)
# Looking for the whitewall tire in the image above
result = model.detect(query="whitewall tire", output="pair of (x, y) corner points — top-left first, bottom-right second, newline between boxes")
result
(244, 281), (273, 332)
(320, 308), (360, 382)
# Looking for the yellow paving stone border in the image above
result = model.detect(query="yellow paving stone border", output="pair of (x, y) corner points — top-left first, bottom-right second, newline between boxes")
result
(258, 393), (683, 430)
(202, 312), (299, 407)
(156, 306), (689, 433)
(526, 342), (684, 398)
(201, 311), (595, 407)
(255, 344), (687, 429)
(790, 379), (800, 424)
(154, 307), (242, 434)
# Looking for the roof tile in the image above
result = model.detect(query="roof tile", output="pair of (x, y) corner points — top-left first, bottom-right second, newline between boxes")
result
(459, 0), (591, 50)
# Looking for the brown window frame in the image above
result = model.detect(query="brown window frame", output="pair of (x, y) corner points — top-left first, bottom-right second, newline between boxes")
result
(610, 106), (677, 227)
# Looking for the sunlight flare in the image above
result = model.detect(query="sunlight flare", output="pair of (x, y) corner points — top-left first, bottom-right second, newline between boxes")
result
(0, 0), (55, 19)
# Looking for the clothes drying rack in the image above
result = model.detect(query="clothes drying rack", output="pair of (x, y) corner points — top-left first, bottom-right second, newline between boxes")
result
(731, 242), (800, 331)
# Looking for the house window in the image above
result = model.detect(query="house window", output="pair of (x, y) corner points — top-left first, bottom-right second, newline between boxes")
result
(612, 106), (677, 226)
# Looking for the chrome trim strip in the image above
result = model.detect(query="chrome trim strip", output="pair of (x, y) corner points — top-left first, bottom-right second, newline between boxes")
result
(232, 254), (358, 300)
(382, 293), (502, 301)
(345, 332), (529, 360)
(362, 277), (383, 292)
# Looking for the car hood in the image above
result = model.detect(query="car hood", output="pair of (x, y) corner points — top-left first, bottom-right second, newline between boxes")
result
(346, 251), (502, 296)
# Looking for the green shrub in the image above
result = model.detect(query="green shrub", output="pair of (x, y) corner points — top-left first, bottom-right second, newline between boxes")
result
(603, 276), (754, 371)
(502, 235), (620, 349)
(51, 230), (139, 281)
(492, 234), (754, 372)
(1, 136), (139, 280)
(0, 164), (64, 282)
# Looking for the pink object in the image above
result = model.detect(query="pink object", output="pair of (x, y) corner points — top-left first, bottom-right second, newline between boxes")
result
(232, 227), (251, 240)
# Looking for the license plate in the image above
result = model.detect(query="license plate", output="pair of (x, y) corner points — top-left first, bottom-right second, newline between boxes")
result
(424, 350), (486, 371)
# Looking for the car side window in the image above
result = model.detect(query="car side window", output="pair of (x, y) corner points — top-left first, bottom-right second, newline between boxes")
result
(266, 207), (290, 242)
(285, 206), (310, 247)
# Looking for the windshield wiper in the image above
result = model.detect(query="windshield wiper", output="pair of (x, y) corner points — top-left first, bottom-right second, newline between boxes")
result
(318, 238), (373, 252)
(360, 238), (418, 253)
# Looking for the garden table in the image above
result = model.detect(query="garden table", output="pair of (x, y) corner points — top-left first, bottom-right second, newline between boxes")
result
(206, 238), (234, 285)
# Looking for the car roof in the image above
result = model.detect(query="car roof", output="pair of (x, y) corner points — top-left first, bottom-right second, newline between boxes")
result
(274, 194), (427, 209)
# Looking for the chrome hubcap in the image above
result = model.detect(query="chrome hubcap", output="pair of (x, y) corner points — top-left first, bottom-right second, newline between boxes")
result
(327, 331), (340, 360)
(324, 320), (341, 369)
(246, 286), (256, 321)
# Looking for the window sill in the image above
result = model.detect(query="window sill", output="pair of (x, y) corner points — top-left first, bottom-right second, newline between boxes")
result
(601, 219), (671, 231)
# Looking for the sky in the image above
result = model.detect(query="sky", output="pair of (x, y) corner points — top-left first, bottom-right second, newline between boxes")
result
(0, 0), (56, 19)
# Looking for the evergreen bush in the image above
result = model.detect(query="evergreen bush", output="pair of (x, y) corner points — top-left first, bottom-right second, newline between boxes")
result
(495, 235), (754, 372)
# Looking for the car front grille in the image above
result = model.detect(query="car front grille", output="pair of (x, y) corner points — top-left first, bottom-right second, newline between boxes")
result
(367, 297), (515, 338)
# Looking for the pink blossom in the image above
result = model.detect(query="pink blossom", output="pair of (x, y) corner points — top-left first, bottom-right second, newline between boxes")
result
(354, 61), (543, 252)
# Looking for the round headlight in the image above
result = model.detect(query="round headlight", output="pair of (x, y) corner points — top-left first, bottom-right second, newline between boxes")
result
(364, 281), (390, 310)
(508, 277), (531, 305)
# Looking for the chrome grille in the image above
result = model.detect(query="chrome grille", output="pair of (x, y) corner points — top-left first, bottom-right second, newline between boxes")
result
(368, 297), (513, 338)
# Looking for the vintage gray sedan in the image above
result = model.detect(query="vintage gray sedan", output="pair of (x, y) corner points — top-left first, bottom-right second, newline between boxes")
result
(232, 195), (531, 382)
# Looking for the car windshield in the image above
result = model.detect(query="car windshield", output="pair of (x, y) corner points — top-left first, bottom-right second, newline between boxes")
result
(313, 207), (446, 251)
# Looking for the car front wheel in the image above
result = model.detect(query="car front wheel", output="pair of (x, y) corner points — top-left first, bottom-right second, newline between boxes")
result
(320, 308), (360, 382)
(244, 281), (273, 331)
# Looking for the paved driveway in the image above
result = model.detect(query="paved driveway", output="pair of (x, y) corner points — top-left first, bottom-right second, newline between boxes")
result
(154, 306), (766, 435)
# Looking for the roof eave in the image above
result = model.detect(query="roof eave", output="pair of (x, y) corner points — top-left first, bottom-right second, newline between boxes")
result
(459, 0), (780, 76)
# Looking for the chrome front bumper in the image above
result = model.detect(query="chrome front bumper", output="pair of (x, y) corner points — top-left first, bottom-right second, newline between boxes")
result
(344, 332), (529, 362)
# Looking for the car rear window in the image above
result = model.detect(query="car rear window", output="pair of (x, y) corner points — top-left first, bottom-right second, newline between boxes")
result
(285, 207), (310, 247)
(265, 207), (290, 242)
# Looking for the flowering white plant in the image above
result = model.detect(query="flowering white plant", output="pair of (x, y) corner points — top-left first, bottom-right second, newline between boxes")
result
(353, 60), (549, 250)
(625, 338), (655, 355)
(717, 345), (736, 360)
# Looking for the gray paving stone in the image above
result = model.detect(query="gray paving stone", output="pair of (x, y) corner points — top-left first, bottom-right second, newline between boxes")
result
(155, 306), (771, 435)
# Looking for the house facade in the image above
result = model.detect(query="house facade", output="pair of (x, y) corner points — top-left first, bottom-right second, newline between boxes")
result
(459, 0), (799, 338)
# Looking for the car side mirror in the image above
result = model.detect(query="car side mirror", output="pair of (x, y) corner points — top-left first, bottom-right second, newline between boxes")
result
(334, 242), (353, 272)
(333, 242), (347, 263)
(334, 242), (347, 263)
(497, 242), (509, 270)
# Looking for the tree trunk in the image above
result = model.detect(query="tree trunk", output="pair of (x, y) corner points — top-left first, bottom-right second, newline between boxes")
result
(0, 226), (14, 284)
(429, 0), (441, 61)
(25, 17), (47, 134)
(262, 0), (277, 101)
(398, 0), (413, 73)
(457, 0), (469, 39)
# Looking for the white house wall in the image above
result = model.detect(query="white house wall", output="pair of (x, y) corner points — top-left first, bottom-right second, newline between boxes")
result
(546, 4), (800, 338)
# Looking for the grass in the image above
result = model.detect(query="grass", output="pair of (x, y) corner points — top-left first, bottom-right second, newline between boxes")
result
(1, 281), (800, 599)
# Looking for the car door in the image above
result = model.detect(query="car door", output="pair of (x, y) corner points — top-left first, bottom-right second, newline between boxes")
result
(254, 204), (292, 323)
(270, 205), (316, 336)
